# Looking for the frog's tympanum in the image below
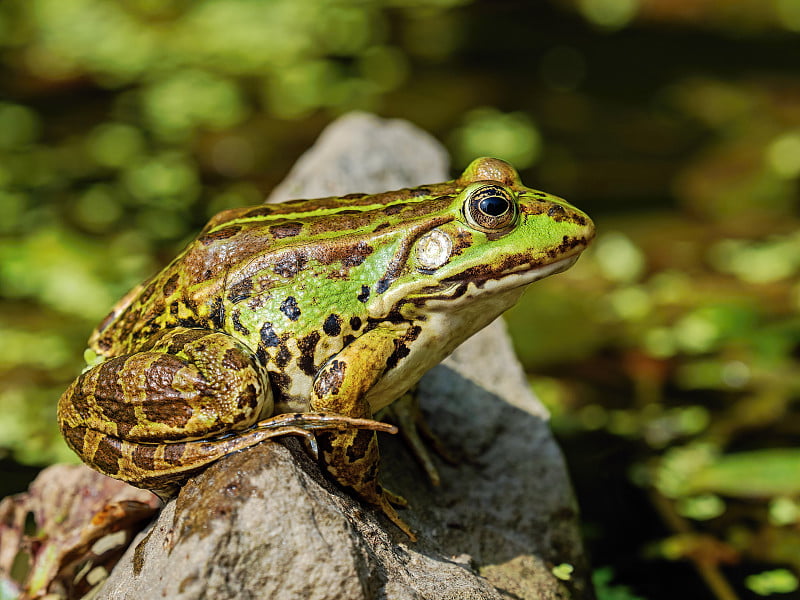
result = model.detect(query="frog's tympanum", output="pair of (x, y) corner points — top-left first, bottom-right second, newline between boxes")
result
(58, 157), (595, 539)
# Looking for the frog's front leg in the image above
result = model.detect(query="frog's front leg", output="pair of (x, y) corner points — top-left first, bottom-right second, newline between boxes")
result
(311, 325), (417, 540)
(57, 327), (394, 497)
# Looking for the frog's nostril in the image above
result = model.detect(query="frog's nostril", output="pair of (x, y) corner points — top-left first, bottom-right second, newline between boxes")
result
(548, 205), (567, 217)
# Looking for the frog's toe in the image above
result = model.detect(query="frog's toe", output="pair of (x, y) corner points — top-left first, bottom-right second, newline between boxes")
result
(381, 486), (409, 508)
(375, 489), (416, 541)
(384, 392), (456, 487)
(254, 412), (397, 435)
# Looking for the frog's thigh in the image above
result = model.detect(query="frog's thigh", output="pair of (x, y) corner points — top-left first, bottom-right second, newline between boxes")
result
(58, 327), (271, 446)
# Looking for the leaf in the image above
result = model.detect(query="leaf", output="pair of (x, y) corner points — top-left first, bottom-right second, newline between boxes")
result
(0, 464), (158, 598)
(684, 449), (800, 498)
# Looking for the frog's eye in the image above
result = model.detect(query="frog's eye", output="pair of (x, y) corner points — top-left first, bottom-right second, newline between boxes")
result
(464, 185), (517, 232)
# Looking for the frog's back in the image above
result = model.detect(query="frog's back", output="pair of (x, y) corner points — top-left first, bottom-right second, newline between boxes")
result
(89, 183), (461, 356)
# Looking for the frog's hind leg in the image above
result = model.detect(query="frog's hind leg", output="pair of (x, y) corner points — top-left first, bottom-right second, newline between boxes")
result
(75, 413), (397, 498)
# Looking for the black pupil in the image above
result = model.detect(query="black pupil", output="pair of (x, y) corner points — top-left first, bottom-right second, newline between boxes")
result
(479, 195), (509, 217)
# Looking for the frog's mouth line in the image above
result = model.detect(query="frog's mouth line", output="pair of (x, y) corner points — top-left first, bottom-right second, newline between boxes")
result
(415, 254), (580, 305)
(494, 253), (579, 284)
(469, 253), (580, 290)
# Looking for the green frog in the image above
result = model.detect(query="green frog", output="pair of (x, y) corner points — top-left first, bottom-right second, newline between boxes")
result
(58, 157), (595, 540)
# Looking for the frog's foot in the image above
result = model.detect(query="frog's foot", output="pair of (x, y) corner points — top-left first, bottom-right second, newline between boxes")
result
(253, 412), (398, 460)
(382, 391), (456, 487)
(373, 485), (416, 541)
(254, 412), (396, 435)
(382, 486), (409, 508)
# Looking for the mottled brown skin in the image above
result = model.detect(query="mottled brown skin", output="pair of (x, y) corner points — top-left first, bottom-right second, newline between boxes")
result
(58, 157), (595, 540)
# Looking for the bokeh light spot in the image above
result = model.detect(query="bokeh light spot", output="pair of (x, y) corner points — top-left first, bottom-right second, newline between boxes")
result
(594, 232), (646, 283)
(451, 108), (542, 170)
(0, 104), (41, 149)
(579, 0), (638, 30)
(767, 131), (800, 178)
(88, 123), (146, 169)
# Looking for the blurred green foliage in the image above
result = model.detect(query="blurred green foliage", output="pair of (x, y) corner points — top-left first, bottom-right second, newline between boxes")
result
(0, 0), (496, 468)
(745, 570), (799, 597)
(1, 1), (800, 598)
(593, 567), (647, 600)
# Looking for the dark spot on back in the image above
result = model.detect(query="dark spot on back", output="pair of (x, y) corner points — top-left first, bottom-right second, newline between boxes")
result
(357, 285), (370, 303)
(255, 347), (268, 366)
(297, 331), (321, 376)
(274, 346), (292, 368)
(342, 253), (367, 268)
(242, 206), (275, 218)
(275, 346), (292, 367)
(280, 296), (301, 321)
(270, 371), (291, 394)
(349, 316), (362, 331)
(260, 322), (280, 347)
(198, 225), (242, 245)
(270, 222), (303, 239)
(177, 317), (203, 329)
(231, 311), (250, 336)
(323, 314), (342, 337)
(162, 273), (179, 297)
(209, 297), (225, 329)
(315, 240), (373, 267)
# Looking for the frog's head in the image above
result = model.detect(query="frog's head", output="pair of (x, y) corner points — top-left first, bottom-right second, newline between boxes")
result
(368, 157), (595, 316)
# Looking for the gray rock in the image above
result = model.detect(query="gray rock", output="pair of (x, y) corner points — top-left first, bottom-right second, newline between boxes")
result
(266, 112), (450, 203)
(97, 112), (593, 600)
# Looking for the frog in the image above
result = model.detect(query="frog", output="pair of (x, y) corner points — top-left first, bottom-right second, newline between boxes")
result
(57, 157), (595, 540)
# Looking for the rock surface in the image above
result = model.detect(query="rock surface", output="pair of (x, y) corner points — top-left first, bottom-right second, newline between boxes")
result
(97, 112), (594, 600)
